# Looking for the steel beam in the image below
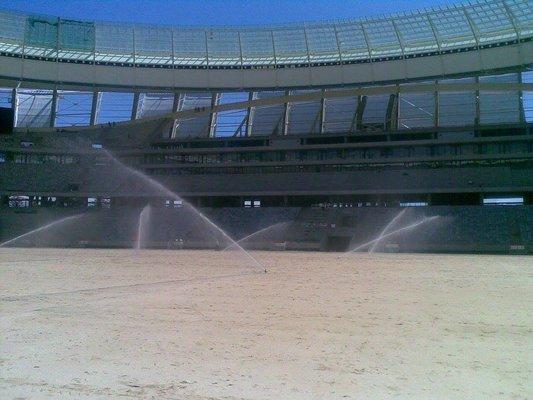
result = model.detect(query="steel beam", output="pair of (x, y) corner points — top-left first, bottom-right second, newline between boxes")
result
(49, 89), (58, 128)
(131, 92), (140, 120)
(90, 91), (101, 126)
(53, 81), (533, 133)
(11, 88), (17, 127)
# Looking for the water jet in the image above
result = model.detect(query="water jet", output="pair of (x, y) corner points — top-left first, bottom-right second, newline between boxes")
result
(0, 214), (86, 248)
(221, 221), (290, 252)
(369, 208), (408, 253)
(347, 216), (439, 253)
(101, 149), (265, 272)
(135, 205), (151, 250)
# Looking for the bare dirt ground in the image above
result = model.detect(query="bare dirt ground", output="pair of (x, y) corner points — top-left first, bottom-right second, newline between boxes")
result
(0, 248), (531, 399)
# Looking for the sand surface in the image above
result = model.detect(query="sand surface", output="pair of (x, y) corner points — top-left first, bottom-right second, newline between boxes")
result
(0, 248), (531, 399)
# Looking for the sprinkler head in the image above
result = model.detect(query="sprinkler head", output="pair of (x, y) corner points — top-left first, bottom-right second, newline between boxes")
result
(264, 268), (268, 274)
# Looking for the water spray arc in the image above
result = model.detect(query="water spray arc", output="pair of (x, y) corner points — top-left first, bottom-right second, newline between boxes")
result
(347, 216), (439, 253)
(101, 150), (265, 272)
(135, 205), (151, 250)
(369, 208), (408, 253)
(221, 221), (289, 252)
(0, 214), (86, 248)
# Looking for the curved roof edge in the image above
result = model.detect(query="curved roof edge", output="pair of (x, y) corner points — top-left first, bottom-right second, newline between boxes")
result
(0, 0), (531, 69)
(0, 0), (531, 90)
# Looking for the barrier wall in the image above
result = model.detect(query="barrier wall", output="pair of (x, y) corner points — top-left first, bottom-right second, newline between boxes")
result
(1, 205), (531, 254)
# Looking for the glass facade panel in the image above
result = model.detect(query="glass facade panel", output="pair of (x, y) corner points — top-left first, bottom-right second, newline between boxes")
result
(240, 29), (275, 66)
(215, 92), (248, 137)
(305, 24), (340, 62)
(438, 77), (476, 127)
(250, 91), (286, 136)
(363, 19), (402, 57)
(479, 73), (520, 124)
(323, 94), (358, 133)
(0, 88), (13, 108)
(134, 26), (172, 65)
(174, 92), (212, 138)
(94, 22), (134, 63)
(362, 94), (390, 127)
(429, 9), (477, 50)
(137, 93), (174, 119)
(273, 28), (308, 64)
(523, 70), (533, 122)
(15, 89), (53, 128)
(173, 29), (207, 66)
(505, 0), (533, 38)
(398, 92), (435, 129)
(394, 14), (438, 54)
(96, 92), (134, 123)
(287, 90), (322, 135)
(465, 1), (516, 44)
(206, 30), (241, 66)
(55, 90), (93, 127)
(335, 22), (369, 60)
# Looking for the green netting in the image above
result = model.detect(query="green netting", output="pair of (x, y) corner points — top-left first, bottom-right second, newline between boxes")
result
(59, 19), (94, 51)
(25, 16), (58, 48)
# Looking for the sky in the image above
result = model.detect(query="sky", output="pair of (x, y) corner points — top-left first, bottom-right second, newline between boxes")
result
(2, 0), (454, 26)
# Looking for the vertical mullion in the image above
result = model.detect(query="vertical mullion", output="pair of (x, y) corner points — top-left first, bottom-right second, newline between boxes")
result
(518, 72), (526, 124)
(501, 1), (521, 40)
(245, 91), (254, 137)
(208, 92), (218, 138)
(270, 30), (278, 68)
(12, 88), (18, 127)
(237, 31), (243, 68)
(360, 22), (374, 82)
(434, 80), (439, 129)
(49, 88), (58, 128)
(475, 75), (481, 128)
(170, 92), (182, 138)
(303, 24), (311, 64)
(319, 89), (326, 134)
(283, 90), (290, 135)
(204, 31), (210, 68)
(426, 13), (442, 52)
(90, 91), (101, 126)
(391, 19), (405, 57)
(131, 92), (140, 120)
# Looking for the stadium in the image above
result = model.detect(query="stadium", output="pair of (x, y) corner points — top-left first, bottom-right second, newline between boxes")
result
(0, 0), (531, 399)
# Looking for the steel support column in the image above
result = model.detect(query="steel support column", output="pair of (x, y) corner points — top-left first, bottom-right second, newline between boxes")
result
(208, 93), (219, 138)
(11, 88), (17, 127)
(282, 90), (290, 135)
(90, 91), (101, 126)
(170, 92), (183, 139)
(319, 89), (326, 134)
(49, 89), (58, 128)
(131, 92), (140, 120)
(245, 92), (254, 137)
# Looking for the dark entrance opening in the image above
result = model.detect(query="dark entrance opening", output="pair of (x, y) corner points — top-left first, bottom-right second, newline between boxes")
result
(324, 236), (352, 252)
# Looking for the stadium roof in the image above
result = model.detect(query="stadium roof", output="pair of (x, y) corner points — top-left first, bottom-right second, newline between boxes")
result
(0, 0), (531, 69)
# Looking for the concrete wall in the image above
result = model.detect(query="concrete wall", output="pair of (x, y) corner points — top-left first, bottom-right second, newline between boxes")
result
(1, 206), (531, 254)
(1, 161), (532, 197)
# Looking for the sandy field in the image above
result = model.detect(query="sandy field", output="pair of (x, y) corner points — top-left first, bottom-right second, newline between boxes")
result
(0, 248), (531, 399)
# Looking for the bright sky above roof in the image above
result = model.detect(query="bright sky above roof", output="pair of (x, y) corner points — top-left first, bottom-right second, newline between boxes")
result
(3, 0), (454, 26)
